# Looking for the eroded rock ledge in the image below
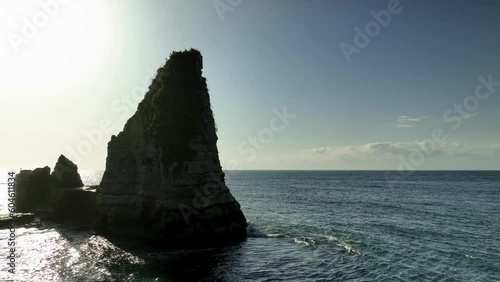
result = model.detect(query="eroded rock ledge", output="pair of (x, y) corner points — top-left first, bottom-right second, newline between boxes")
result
(96, 49), (247, 244)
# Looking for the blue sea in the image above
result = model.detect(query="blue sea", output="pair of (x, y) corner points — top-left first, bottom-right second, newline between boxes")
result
(1, 171), (499, 281)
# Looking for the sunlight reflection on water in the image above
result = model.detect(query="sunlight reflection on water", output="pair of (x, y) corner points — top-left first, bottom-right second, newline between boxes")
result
(0, 225), (145, 281)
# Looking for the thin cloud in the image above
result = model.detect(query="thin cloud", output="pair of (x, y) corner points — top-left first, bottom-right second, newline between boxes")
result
(303, 142), (500, 162)
(395, 115), (428, 128)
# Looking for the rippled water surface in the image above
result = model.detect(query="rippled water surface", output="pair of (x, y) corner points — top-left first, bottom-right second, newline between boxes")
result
(1, 171), (499, 281)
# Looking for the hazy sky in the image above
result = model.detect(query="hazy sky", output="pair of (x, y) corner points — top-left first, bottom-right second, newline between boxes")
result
(1, 0), (499, 170)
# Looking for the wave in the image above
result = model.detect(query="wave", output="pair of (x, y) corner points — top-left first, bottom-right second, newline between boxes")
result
(324, 236), (360, 254)
(292, 235), (361, 255)
(246, 222), (360, 255)
(294, 237), (316, 246)
(266, 233), (288, 238)
(246, 222), (289, 239)
(465, 254), (481, 260)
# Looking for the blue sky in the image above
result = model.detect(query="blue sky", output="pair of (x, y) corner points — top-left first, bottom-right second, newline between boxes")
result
(1, 0), (499, 170)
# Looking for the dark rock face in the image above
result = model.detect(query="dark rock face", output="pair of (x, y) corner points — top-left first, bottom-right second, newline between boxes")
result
(96, 49), (247, 244)
(15, 167), (51, 212)
(51, 154), (84, 188)
(50, 188), (97, 225)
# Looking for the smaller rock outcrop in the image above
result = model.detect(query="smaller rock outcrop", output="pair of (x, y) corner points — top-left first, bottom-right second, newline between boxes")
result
(15, 166), (51, 212)
(13, 155), (92, 225)
(51, 155), (84, 188)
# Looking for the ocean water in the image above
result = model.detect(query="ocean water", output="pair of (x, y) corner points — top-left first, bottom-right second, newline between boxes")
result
(1, 170), (499, 281)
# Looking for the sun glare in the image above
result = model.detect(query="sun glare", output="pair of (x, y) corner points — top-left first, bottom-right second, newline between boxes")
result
(1, 0), (114, 95)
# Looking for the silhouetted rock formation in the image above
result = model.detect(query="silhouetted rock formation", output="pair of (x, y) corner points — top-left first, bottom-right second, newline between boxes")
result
(96, 49), (247, 244)
(13, 155), (94, 225)
(15, 166), (51, 212)
(51, 154), (84, 188)
(50, 187), (97, 225)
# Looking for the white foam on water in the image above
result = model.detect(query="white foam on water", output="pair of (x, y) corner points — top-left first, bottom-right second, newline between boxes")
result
(294, 237), (316, 246)
(465, 254), (481, 260)
(325, 235), (360, 254)
(266, 233), (288, 238)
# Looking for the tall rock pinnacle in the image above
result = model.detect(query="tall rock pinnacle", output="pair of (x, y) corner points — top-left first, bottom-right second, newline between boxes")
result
(96, 49), (247, 244)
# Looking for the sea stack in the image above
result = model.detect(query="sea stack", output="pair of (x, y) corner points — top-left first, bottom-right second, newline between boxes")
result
(96, 49), (247, 244)
(51, 154), (84, 188)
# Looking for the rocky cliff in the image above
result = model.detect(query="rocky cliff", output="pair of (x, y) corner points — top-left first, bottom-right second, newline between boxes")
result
(96, 49), (247, 244)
